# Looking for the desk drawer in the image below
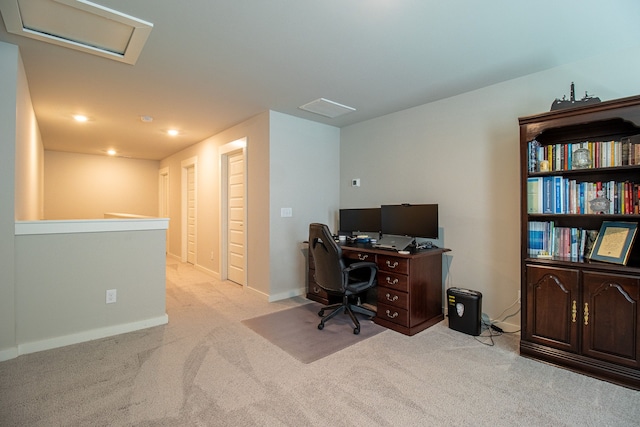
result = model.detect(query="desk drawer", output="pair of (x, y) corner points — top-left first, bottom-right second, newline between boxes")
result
(308, 282), (328, 299)
(343, 251), (375, 262)
(377, 255), (409, 275)
(376, 302), (409, 327)
(377, 286), (409, 310)
(377, 271), (409, 292)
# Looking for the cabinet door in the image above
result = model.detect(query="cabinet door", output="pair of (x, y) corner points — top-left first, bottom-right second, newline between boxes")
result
(526, 265), (580, 352)
(582, 272), (640, 368)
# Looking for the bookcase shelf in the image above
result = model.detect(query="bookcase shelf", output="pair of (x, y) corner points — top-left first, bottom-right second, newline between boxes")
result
(529, 164), (640, 178)
(519, 95), (640, 390)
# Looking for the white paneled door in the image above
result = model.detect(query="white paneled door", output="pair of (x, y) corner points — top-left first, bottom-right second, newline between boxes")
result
(186, 164), (196, 265)
(227, 151), (245, 285)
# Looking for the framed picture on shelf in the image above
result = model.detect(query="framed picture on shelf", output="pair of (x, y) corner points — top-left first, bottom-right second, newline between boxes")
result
(588, 221), (638, 265)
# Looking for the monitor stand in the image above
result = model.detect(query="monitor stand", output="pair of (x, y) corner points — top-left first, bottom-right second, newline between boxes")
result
(373, 235), (414, 251)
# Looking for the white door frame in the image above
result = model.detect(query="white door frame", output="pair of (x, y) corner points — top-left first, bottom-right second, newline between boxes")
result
(181, 156), (197, 263)
(219, 138), (247, 284)
(159, 167), (170, 253)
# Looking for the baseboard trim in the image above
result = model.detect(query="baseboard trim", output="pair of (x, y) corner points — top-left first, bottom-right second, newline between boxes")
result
(166, 252), (181, 261)
(16, 314), (169, 357)
(194, 263), (220, 279)
(0, 347), (19, 362)
(268, 287), (305, 302)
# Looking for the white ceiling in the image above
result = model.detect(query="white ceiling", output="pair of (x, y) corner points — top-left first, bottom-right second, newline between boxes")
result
(1, 0), (640, 160)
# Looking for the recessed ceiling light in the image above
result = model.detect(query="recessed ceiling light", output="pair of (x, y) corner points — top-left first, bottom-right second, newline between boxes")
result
(107, 149), (117, 156)
(140, 115), (153, 123)
(73, 114), (88, 122)
(167, 129), (179, 136)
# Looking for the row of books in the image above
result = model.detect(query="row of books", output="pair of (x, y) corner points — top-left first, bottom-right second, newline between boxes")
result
(527, 176), (640, 215)
(528, 221), (598, 260)
(527, 136), (640, 173)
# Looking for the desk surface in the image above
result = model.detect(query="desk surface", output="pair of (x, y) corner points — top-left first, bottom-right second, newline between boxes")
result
(340, 242), (450, 258)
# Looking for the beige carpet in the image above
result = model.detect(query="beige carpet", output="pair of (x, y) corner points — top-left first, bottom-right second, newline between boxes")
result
(242, 303), (385, 363)
(1, 258), (639, 426)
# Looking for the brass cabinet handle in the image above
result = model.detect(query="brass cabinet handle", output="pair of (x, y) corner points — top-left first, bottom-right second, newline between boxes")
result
(385, 310), (399, 319)
(584, 303), (589, 326)
(386, 260), (399, 268)
(313, 286), (321, 294)
(358, 254), (368, 261)
(386, 293), (399, 302)
(571, 300), (577, 323)
(385, 277), (399, 285)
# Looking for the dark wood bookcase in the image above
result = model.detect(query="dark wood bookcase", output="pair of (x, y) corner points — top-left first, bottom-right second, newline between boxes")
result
(519, 95), (640, 390)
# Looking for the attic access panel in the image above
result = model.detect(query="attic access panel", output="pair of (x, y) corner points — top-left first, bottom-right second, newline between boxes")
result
(299, 98), (356, 118)
(0, 0), (153, 64)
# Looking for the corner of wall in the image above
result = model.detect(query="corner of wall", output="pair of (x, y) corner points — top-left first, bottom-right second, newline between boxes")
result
(0, 41), (19, 356)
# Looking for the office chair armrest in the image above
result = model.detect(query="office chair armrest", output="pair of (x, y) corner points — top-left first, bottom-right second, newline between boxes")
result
(344, 261), (377, 272)
(344, 261), (378, 284)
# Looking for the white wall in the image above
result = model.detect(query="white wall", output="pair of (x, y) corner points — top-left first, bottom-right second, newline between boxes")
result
(14, 222), (168, 355)
(14, 51), (44, 221)
(340, 45), (640, 328)
(268, 111), (340, 301)
(44, 151), (160, 219)
(0, 42), (19, 358)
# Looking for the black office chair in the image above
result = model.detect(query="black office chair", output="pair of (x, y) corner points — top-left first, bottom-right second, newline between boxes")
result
(308, 223), (377, 334)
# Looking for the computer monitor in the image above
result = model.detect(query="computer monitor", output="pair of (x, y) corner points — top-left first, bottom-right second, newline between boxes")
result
(380, 204), (438, 239)
(339, 208), (381, 235)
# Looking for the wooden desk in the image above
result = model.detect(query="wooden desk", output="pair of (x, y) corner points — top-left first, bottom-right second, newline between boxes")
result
(307, 243), (450, 336)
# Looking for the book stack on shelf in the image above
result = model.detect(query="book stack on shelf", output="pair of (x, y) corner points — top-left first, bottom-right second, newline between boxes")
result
(527, 135), (640, 173)
(527, 175), (639, 215)
(528, 221), (597, 259)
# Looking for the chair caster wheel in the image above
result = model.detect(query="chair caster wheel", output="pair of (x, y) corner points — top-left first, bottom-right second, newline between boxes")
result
(353, 327), (360, 335)
(318, 323), (324, 330)
(318, 310), (324, 317)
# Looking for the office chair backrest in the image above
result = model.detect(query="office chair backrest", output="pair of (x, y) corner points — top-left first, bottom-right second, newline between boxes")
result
(309, 223), (346, 293)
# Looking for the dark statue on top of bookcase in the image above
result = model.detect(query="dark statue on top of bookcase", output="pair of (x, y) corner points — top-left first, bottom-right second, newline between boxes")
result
(551, 82), (601, 111)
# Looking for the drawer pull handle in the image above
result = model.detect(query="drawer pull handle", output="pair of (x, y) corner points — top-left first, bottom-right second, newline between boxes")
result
(386, 260), (398, 268)
(386, 293), (398, 302)
(385, 310), (399, 319)
(313, 286), (321, 294)
(571, 300), (577, 323)
(584, 303), (589, 326)
(386, 277), (399, 285)
(358, 254), (369, 261)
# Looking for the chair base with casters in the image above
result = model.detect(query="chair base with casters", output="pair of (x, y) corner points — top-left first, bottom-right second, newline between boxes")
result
(317, 295), (376, 335)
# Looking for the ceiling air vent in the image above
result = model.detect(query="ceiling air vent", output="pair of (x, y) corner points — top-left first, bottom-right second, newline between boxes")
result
(0, 0), (153, 64)
(299, 98), (356, 118)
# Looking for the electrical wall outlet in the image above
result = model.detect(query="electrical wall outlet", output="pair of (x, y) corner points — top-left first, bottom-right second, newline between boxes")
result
(106, 289), (117, 304)
(280, 207), (292, 217)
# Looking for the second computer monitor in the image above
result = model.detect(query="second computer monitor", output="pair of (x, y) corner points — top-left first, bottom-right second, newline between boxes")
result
(381, 204), (438, 239)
